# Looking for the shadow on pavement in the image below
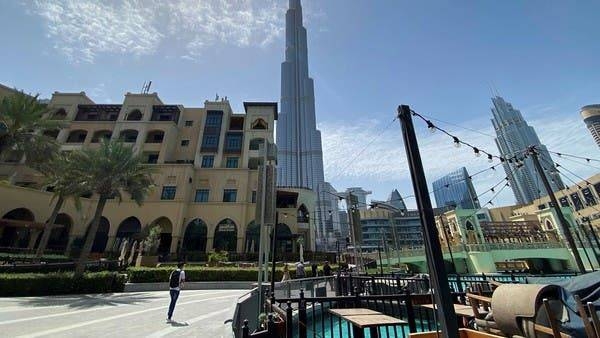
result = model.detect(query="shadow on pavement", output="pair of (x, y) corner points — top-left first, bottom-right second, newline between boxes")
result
(17, 293), (161, 309)
(169, 321), (189, 327)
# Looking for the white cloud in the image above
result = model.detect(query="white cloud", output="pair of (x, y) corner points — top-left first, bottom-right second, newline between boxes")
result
(27, 0), (328, 63)
(32, 0), (162, 63)
(321, 111), (599, 207)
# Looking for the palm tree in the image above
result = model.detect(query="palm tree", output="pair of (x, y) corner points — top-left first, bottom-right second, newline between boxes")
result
(0, 90), (60, 164)
(35, 152), (86, 258)
(71, 139), (155, 276)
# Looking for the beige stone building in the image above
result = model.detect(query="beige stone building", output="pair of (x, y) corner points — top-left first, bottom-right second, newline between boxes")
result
(0, 88), (317, 257)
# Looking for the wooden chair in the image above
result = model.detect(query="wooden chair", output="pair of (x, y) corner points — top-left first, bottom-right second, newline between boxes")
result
(587, 302), (600, 338)
(573, 295), (597, 338)
(530, 298), (571, 338)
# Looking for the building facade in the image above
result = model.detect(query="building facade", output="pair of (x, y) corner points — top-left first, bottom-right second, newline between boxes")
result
(432, 167), (480, 209)
(491, 96), (564, 205)
(0, 88), (318, 256)
(359, 209), (424, 251)
(276, 0), (338, 251)
(581, 104), (600, 148)
(276, 0), (324, 190)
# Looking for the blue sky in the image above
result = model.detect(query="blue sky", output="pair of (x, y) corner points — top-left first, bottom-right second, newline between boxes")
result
(1, 0), (599, 208)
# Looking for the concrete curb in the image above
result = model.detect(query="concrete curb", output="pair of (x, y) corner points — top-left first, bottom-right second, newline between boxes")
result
(124, 281), (254, 292)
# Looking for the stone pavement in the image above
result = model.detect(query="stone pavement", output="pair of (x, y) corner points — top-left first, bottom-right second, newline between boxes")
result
(0, 289), (246, 337)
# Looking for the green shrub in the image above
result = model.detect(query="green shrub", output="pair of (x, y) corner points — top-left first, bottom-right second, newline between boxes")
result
(0, 253), (70, 263)
(127, 265), (339, 283)
(0, 271), (126, 297)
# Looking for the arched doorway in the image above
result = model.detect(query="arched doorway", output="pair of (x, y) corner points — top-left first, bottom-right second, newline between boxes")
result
(0, 208), (35, 248)
(214, 219), (238, 252)
(182, 219), (208, 252)
(115, 216), (141, 251)
(244, 221), (260, 253)
(149, 217), (173, 255)
(275, 223), (293, 253)
(47, 213), (72, 251)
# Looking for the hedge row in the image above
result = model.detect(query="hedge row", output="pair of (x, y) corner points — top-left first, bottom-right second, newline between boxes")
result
(127, 267), (330, 283)
(0, 272), (126, 297)
(0, 253), (71, 263)
(0, 261), (120, 274)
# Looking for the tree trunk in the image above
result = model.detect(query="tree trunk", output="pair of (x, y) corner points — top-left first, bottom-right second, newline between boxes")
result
(74, 197), (107, 277)
(35, 196), (64, 258)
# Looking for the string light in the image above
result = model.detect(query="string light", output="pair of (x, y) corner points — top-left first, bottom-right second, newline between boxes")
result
(453, 136), (460, 148)
(487, 154), (493, 163)
(473, 147), (481, 157)
(427, 120), (436, 133)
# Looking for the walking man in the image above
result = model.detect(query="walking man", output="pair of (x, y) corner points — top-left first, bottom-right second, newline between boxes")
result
(167, 262), (186, 323)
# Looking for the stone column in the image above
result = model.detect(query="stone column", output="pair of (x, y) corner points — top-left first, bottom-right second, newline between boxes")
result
(236, 236), (244, 253)
(206, 237), (214, 251)
(105, 235), (116, 253)
(170, 236), (180, 255)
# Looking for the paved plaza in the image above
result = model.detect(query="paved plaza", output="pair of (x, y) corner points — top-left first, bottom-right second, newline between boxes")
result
(0, 289), (245, 337)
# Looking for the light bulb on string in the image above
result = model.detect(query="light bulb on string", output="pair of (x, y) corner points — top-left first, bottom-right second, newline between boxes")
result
(426, 120), (435, 133)
(487, 154), (493, 163)
(453, 136), (460, 148)
(473, 147), (481, 157)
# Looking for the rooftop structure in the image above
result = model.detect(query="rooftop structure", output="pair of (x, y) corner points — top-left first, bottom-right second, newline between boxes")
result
(581, 104), (600, 148)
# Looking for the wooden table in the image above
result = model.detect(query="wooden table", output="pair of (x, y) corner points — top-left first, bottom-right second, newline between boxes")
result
(419, 303), (479, 318)
(328, 308), (382, 316)
(328, 308), (407, 338)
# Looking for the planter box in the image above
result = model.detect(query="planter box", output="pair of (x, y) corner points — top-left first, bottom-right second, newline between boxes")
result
(136, 255), (158, 267)
(410, 329), (501, 338)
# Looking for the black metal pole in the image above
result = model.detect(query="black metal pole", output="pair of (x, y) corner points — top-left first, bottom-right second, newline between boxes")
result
(270, 217), (278, 295)
(574, 228), (594, 271)
(587, 218), (600, 256)
(528, 146), (586, 273)
(580, 219), (600, 267)
(398, 105), (459, 338)
(378, 245), (384, 275)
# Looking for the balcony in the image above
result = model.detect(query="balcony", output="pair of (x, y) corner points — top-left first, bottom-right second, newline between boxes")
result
(151, 105), (180, 123)
(75, 105), (121, 121)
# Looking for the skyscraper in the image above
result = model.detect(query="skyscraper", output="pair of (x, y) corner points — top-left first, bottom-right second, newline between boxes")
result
(276, 0), (324, 190)
(581, 104), (600, 148)
(491, 96), (564, 205)
(432, 167), (480, 209)
(276, 0), (339, 250)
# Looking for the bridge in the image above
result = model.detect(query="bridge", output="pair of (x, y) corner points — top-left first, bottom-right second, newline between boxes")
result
(364, 241), (599, 274)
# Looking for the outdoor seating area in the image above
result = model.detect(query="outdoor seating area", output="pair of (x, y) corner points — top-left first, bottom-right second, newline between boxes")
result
(236, 271), (600, 338)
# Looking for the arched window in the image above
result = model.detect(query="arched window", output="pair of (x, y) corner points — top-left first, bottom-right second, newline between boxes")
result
(119, 129), (138, 143)
(43, 129), (60, 139)
(244, 221), (260, 253)
(251, 119), (268, 130)
(249, 138), (265, 150)
(66, 130), (88, 143)
(545, 219), (554, 230)
(91, 130), (112, 143)
(465, 220), (475, 231)
(51, 108), (67, 120)
(145, 130), (165, 144)
(0, 208), (35, 248)
(182, 218), (208, 252)
(126, 109), (143, 121)
(214, 219), (238, 252)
